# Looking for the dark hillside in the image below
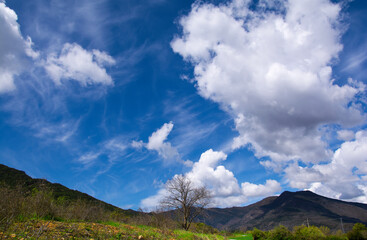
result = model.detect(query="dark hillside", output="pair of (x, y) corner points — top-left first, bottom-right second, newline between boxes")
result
(0, 163), (136, 215)
(199, 191), (367, 232)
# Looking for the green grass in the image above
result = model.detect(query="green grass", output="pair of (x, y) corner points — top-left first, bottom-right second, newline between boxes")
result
(229, 234), (254, 240)
(174, 229), (227, 239)
(4, 219), (241, 239)
(103, 220), (121, 227)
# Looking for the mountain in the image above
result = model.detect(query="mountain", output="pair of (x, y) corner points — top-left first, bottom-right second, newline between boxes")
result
(0, 163), (136, 215)
(198, 191), (367, 232)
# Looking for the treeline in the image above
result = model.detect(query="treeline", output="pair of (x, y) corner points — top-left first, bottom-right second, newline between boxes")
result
(248, 224), (367, 240)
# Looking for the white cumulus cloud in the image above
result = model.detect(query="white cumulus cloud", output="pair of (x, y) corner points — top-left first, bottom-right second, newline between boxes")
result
(172, 0), (365, 166)
(241, 180), (281, 198)
(337, 129), (355, 141)
(172, 0), (367, 204)
(140, 188), (167, 211)
(147, 122), (175, 153)
(0, 2), (39, 93)
(132, 122), (190, 165)
(188, 149), (280, 207)
(141, 149), (281, 209)
(286, 130), (367, 202)
(45, 43), (115, 86)
(146, 122), (181, 162)
(187, 149), (241, 199)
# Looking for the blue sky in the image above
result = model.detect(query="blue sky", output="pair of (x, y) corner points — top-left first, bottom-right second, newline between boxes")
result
(1, 0), (367, 210)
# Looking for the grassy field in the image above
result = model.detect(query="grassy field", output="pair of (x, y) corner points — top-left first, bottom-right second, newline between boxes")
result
(229, 234), (253, 240)
(2, 219), (251, 239)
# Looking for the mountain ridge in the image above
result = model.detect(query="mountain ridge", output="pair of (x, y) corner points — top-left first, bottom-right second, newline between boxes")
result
(198, 190), (367, 232)
(0, 163), (136, 215)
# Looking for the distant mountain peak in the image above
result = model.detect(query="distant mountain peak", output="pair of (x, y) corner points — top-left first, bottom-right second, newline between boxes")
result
(200, 190), (367, 231)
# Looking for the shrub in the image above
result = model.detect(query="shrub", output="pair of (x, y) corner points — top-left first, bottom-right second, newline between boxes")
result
(268, 225), (292, 240)
(251, 227), (268, 240)
(190, 222), (219, 234)
(0, 185), (25, 232)
(347, 223), (367, 240)
(63, 199), (109, 222)
(319, 226), (331, 236)
(293, 225), (326, 240)
(25, 187), (57, 219)
(325, 236), (348, 240)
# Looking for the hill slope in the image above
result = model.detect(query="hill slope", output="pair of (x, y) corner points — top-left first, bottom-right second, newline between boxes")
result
(199, 191), (367, 232)
(0, 163), (135, 215)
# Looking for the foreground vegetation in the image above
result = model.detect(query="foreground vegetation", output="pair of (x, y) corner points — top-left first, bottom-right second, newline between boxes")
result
(1, 219), (235, 239)
(249, 223), (367, 240)
(0, 183), (236, 239)
(248, 224), (367, 240)
(3, 219), (367, 240)
(1, 182), (367, 239)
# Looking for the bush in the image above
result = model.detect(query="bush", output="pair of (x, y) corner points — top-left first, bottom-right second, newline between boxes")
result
(347, 223), (367, 240)
(191, 222), (220, 234)
(250, 227), (268, 240)
(0, 185), (25, 232)
(293, 225), (326, 240)
(325, 236), (348, 240)
(61, 199), (109, 222)
(268, 225), (292, 240)
(319, 226), (331, 236)
(25, 187), (57, 219)
(126, 210), (179, 230)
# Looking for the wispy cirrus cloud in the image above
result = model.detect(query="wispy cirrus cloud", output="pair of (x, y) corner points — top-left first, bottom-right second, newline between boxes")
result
(1, 1), (116, 92)
(77, 137), (128, 168)
(0, 1), (117, 145)
(162, 94), (231, 155)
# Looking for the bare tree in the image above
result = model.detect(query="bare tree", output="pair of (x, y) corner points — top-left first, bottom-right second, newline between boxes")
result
(160, 175), (211, 230)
